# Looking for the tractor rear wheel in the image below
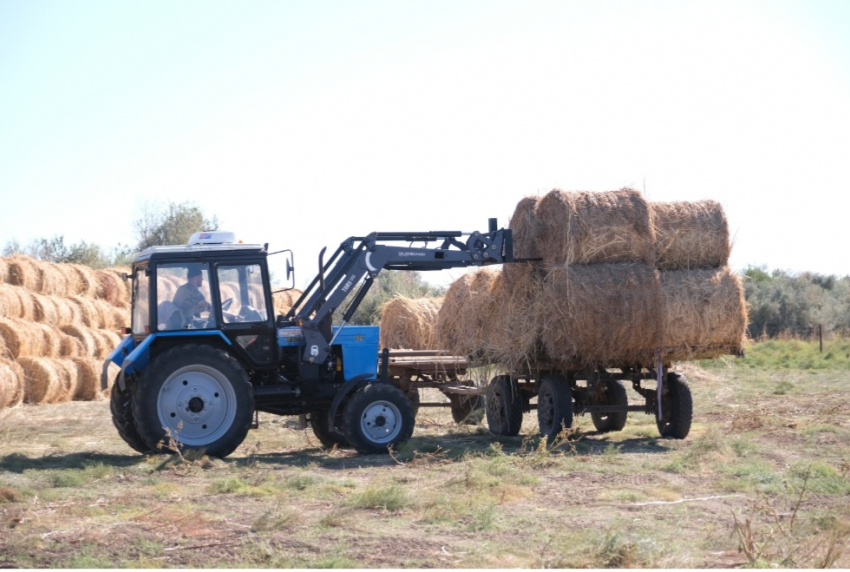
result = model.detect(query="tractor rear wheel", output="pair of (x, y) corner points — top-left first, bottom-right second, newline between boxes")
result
(486, 375), (523, 436)
(110, 375), (154, 454)
(656, 372), (693, 439)
(591, 380), (629, 433)
(537, 374), (573, 443)
(342, 383), (415, 454)
(132, 344), (254, 458)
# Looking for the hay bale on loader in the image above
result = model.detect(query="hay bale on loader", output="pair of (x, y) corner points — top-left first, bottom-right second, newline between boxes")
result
(652, 200), (731, 270)
(378, 296), (443, 350)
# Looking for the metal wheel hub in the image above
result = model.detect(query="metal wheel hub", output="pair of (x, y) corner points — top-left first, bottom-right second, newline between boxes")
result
(157, 365), (237, 446)
(360, 400), (401, 444)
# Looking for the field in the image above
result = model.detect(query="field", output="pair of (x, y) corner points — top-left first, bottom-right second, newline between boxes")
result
(1, 340), (849, 569)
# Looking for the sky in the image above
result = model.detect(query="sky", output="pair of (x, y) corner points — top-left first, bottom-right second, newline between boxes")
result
(1, 0), (849, 289)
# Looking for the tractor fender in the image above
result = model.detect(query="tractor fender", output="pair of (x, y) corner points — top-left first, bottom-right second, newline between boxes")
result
(327, 374), (379, 436)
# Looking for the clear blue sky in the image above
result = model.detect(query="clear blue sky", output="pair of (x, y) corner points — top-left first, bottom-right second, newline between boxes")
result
(2, 0), (849, 287)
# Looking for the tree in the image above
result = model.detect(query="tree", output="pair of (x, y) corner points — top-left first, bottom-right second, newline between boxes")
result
(1, 235), (132, 269)
(134, 200), (220, 250)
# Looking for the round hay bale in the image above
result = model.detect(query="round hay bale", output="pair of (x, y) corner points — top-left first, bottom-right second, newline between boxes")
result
(31, 293), (59, 323)
(58, 331), (82, 358)
(18, 356), (63, 404)
(0, 283), (24, 318)
(652, 200), (732, 270)
(51, 358), (78, 403)
(6, 256), (40, 290)
(69, 295), (100, 327)
(378, 296), (443, 350)
(36, 261), (68, 296)
(52, 297), (80, 325)
(68, 264), (99, 297)
(0, 258), (9, 284)
(95, 269), (128, 306)
(537, 188), (656, 266)
(96, 329), (122, 359)
(60, 325), (98, 357)
(0, 318), (38, 358)
(110, 305), (130, 332)
(90, 299), (117, 329)
(31, 323), (62, 358)
(273, 289), (302, 316)
(0, 359), (25, 408)
(435, 268), (498, 357)
(539, 263), (663, 368)
(505, 196), (546, 283)
(660, 266), (748, 361)
(71, 357), (101, 401)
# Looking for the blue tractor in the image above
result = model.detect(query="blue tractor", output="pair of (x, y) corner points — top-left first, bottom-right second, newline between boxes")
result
(105, 224), (513, 457)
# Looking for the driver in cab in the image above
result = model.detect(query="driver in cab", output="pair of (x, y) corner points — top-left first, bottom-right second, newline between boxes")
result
(173, 266), (211, 324)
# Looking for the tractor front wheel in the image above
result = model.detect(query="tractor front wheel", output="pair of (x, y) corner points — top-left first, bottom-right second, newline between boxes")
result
(342, 383), (415, 454)
(132, 344), (254, 458)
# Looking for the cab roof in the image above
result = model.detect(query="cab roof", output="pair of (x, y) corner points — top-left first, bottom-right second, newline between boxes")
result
(133, 242), (267, 264)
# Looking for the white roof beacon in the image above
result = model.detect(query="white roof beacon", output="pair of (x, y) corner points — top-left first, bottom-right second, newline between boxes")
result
(187, 231), (238, 245)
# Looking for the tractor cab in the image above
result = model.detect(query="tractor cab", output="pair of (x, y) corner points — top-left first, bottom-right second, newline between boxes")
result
(128, 232), (280, 369)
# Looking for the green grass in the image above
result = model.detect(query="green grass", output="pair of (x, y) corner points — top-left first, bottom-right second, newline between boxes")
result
(705, 338), (850, 370)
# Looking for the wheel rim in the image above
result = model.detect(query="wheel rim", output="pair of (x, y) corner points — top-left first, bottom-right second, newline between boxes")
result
(538, 386), (556, 433)
(360, 400), (402, 444)
(157, 365), (237, 447)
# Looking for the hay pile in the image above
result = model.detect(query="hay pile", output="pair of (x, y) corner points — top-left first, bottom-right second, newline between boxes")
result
(0, 255), (132, 409)
(436, 189), (747, 369)
(378, 296), (443, 350)
(273, 289), (303, 316)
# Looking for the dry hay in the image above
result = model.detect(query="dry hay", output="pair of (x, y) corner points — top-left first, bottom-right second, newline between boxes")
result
(652, 200), (731, 270)
(96, 269), (129, 306)
(34, 259), (68, 296)
(539, 263), (663, 368)
(6, 256), (40, 290)
(30, 322), (62, 358)
(0, 359), (25, 409)
(273, 289), (302, 316)
(31, 293), (60, 323)
(536, 188), (656, 266)
(0, 258), (9, 284)
(68, 295), (113, 328)
(660, 266), (747, 360)
(96, 329), (122, 359)
(378, 296), (443, 350)
(0, 318), (38, 358)
(157, 273), (184, 301)
(60, 324), (99, 358)
(110, 304), (130, 332)
(72, 357), (103, 401)
(436, 268), (498, 357)
(0, 283), (23, 318)
(505, 196), (546, 283)
(18, 357), (75, 404)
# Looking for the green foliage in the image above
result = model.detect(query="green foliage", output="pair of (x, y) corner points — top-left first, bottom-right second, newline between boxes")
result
(717, 338), (850, 370)
(2, 235), (133, 269)
(134, 200), (220, 250)
(350, 482), (410, 512)
(743, 265), (850, 338)
(344, 270), (444, 325)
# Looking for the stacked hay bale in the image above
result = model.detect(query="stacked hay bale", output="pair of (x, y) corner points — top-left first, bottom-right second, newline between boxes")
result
(378, 296), (444, 350)
(0, 255), (131, 409)
(436, 188), (746, 369)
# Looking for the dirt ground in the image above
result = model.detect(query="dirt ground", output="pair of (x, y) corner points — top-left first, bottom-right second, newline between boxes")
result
(1, 362), (848, 568)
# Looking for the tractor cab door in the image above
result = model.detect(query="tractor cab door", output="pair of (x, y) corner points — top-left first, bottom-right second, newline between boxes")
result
(216, 262), (276, 368)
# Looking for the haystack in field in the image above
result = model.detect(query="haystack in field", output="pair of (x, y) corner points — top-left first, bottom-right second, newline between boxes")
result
(538, 263), (663, 368)
(436, 268), (498, 357)
(652, 200), (731, 270)
(660, 267), (747, 360)
(536, 188), (656, 266)
(19, 357), (68, 404)
(0, 359), (25, 409)
(379, 296), (443, 350)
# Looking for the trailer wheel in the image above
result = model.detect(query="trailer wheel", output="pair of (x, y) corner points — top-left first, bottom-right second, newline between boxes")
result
(342, 383), (415, 454)
(486, 375), (523, 436)
(450, 393), (484, 425)
(591, 380), (628, 433)
(110, 375), (154, 454)
(132, 344), (254, 459)
(309, 410), (350, 449)
(656, 372), (693, 439)
(537, 374), (573, 442)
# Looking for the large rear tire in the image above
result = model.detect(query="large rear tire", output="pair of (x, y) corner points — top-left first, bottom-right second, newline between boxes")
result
(110, 375), (154, 454)
(132, 344), (254, 458)
(656, 372), (693, 439)
(342, 383), (415, 454)
(591, 380), (629, 433)
(486, 375), (523, 436)
(536, 374), (573, 442)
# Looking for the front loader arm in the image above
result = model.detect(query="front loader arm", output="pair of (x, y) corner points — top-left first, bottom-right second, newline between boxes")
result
(284, 221), (513, 365)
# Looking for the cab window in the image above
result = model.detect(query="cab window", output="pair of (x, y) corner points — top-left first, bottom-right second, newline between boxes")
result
(132, 267), (150, 336)
(217, 264), (269, 324)
(157, 263), (216, 331)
